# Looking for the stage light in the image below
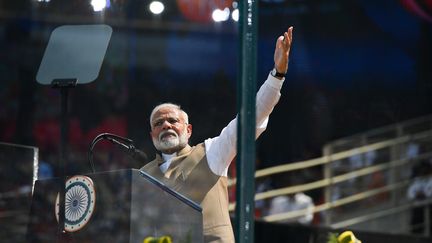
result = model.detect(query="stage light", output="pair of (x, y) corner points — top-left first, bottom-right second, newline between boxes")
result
(231, 9), (239, 22)
(91, 0), (106, 12)
(149, 1), (165, 15)
(212, 8), (230, 22)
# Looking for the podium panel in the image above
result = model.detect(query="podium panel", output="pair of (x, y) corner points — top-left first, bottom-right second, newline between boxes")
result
(27, 169), (203, 242)
(0, 142), (38, 242)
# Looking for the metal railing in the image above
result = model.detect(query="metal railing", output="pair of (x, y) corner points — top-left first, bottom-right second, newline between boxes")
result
(228, 115), (432, 237)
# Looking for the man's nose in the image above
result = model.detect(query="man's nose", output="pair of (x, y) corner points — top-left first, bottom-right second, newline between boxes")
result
(161, 120), (172, 129)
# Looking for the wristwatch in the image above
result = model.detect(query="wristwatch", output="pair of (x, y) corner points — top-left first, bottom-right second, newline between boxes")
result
(271, 68), (285, 78)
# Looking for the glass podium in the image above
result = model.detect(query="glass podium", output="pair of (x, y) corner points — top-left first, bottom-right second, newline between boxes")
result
(27, 169), (203, 242)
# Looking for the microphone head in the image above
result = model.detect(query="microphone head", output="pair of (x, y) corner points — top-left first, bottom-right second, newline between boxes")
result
(131, 149), (149, 164)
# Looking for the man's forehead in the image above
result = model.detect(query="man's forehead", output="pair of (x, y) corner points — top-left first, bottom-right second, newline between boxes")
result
(152, 107), (181, 120)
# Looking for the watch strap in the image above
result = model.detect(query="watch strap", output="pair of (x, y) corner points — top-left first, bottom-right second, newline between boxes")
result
(271, 68), (285, 78)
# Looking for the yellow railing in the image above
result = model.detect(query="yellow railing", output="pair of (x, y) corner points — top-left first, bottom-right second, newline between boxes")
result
(228, 115), (432, 237)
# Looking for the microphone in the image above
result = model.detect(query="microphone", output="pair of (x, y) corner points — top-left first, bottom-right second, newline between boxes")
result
(129, 147), (149, 164)
(106, 137), (148, 164)
(88, 133), (148, 173)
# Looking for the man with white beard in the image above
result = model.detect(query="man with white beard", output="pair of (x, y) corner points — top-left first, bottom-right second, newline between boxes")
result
(141, 26), (294, 243)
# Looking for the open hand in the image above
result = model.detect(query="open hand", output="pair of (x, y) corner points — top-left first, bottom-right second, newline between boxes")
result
(273, 26), (293, 75)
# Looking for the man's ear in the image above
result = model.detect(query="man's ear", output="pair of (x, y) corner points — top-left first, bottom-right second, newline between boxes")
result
(187, 124), (192, 137)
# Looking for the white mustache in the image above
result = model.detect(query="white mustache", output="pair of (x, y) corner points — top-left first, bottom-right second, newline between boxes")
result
(159, 129), (178, 140)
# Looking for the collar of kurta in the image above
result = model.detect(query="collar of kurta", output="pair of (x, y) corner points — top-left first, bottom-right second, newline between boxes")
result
(156, 145), (192, 166)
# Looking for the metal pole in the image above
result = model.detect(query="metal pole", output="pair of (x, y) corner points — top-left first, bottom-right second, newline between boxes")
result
(52, 79), (76, 242)
(235, 1), (258, 243)
(424, 205), (430, 237)
(57, 86), (69, 242)
(323, 145), (333, 226)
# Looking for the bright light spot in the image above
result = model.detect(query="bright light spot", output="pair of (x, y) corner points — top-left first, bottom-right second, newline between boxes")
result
(232, 9), (239, 22)
(91, 0), (106, 12)
(149, 1), (165, 15)
(212, 8), (230, 22)
(37, 0), (50, 2)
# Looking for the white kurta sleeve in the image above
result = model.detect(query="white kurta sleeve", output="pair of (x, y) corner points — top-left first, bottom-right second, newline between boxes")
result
(205, 73), (285, 176)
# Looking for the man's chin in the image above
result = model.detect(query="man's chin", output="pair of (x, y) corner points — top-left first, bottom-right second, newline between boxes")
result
(153, 136), (188, 154)
(155, 141), (179, 152)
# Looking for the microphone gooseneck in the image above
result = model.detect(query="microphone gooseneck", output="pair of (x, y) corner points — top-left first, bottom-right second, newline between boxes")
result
(88, 133), (148, 173)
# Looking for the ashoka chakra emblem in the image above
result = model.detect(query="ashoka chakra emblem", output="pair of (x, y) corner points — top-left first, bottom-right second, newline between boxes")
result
(55, 175), (96, 232)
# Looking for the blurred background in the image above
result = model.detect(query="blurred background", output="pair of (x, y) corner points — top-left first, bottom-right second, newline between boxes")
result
(0, 0), (431, 242)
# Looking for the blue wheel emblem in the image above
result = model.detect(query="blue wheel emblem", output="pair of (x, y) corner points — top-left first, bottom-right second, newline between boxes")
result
(55, 175), (96, 232)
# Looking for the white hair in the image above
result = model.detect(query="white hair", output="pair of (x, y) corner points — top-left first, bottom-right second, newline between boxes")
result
(149, 103), (189, 127)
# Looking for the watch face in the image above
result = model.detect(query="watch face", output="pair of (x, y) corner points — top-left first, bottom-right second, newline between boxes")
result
(271, 68), (284, 78)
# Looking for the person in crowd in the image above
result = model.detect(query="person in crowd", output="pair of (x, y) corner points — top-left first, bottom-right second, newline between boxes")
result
(266, 173), (315, 225)
(407, 157), (432, 235)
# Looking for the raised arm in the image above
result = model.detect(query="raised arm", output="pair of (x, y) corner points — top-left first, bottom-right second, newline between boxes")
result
(205, 26), (294, 176)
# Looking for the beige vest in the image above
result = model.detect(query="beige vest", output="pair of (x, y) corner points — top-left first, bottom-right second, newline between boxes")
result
(141, 144), (235, 243)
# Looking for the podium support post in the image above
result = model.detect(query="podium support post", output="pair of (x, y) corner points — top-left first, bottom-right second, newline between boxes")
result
(52, 79), (77, 240)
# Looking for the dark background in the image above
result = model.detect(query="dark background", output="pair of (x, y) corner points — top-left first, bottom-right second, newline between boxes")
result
(0, 0), (431, 174)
